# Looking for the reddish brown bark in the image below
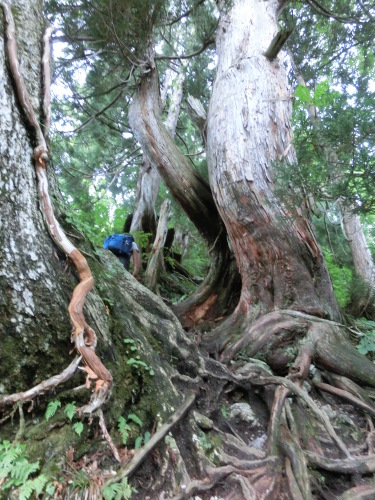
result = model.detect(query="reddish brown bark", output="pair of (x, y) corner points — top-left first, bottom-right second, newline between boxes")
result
(205, 0), (341, 348)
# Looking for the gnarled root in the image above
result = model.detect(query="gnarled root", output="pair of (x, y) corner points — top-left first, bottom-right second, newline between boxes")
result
(198, 309), (375, 497)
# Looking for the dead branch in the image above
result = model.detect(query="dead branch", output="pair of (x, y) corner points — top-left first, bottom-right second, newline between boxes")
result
(97, 410), (121, 463)
(103, 392), (196, 488)
(0, 357), (81, 411)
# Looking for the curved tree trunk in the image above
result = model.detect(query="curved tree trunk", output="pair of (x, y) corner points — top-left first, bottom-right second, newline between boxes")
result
(205, 0), (341, 350)
(130, 64), (186, 239)
(129, 58), (241, 326)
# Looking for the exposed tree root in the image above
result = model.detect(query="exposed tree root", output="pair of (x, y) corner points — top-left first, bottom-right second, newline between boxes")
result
(314, 381), (375, 418)
(253, 375), (351, 457)
(171, 465), (259, 500)
(280, 424), (312, 500)
(340, 484), (375, 499)
(189, 316), (375, 499)
(306, 450), (375, 474)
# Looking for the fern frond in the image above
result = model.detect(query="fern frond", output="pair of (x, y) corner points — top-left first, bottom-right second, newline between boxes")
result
(45, 400), (61, 421)
(127, 414), (142, 427)
(64, 402), (77, 421)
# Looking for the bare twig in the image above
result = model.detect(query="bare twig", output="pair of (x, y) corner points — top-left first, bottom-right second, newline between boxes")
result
(97, 410), (121, 463)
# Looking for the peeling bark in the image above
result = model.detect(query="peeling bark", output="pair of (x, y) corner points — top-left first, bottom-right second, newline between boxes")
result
(206, 0), (341, 339)
(131, 64), (185, 238)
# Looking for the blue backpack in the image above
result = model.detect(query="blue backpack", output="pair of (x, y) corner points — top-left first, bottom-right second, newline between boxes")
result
(104, 234), (134, 257)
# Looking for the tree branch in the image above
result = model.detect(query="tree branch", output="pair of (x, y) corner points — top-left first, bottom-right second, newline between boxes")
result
(103, 392), (196, 487)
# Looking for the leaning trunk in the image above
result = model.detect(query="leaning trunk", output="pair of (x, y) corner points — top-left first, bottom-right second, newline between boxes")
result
(206, 0), (341, 346)
(129, 58), (241, 326)
(130, 67), (185, 238)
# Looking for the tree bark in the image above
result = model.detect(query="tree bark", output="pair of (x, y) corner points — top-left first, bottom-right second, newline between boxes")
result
(129, 57), (241, 326)
(0, 0), (75, 389)
(130, 65), (186, 239)
(206, 0), (341, 342)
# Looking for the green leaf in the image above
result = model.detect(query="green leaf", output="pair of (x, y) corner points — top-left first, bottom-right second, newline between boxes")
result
(295, 84), (311, 103)
(123, 339), (135, 344)
(72, 422), (84, 436)
(134, 436), (143, 449)
(127, 413), (142, 427)
(45, 482), (56, 496)
(45, 400), (61, 421)
(64, 402), (77, 421)
(118, 416), (131, 445)
(143, 431), (151, 444)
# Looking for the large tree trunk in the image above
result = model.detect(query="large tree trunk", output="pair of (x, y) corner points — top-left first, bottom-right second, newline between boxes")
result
(129, 59), (241, 327)
(205, 0), (341, 349)
(0, 0), (74, 389)
(0, 2), (200, 492)
(4, 3), (375, 500)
